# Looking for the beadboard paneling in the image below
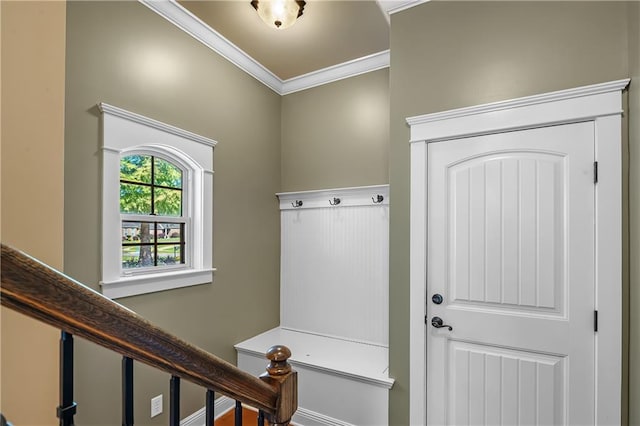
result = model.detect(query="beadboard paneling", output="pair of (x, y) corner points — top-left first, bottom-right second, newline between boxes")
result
(280, 204), (389, 346)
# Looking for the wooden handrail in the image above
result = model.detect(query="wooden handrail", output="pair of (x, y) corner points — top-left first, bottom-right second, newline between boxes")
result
(0, 244), (296, 423)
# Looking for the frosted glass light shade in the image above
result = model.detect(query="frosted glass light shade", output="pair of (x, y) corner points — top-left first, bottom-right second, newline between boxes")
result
(251, 0), (306, 29)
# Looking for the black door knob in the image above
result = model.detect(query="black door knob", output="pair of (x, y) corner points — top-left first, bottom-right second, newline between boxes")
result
(431, 316), (453, 331)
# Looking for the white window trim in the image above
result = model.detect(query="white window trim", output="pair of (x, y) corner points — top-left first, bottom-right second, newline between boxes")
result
(99, 103), (217, 299)
(407, 79), (629, 425)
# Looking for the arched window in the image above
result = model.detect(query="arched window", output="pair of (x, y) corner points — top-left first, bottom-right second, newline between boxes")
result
(120, 154), (186, 270)
(100, 103), (216, 298)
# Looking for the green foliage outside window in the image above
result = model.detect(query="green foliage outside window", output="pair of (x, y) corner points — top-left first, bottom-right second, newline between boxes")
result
(120, 155), (185, 269)
(120, 155), (182, 216)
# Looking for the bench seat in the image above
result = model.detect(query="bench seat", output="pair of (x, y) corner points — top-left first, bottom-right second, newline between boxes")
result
(235, 327), (394, 426)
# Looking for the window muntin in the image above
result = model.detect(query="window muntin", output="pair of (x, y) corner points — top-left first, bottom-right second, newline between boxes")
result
(119, 154), (186, 271)
(120, 155), (183, 216)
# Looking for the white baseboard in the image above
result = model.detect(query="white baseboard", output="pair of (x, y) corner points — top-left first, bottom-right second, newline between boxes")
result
(180, 396), (234, 426)
(181, 396), (354, 426)
(292, 407), (355, 426)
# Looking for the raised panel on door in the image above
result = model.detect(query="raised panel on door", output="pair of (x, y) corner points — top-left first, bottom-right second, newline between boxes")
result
(448, 341), (564, 425)
(448, 152), (565, 316)
(427, 122), (595, 425)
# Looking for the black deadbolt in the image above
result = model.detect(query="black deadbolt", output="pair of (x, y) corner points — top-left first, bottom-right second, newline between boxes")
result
(432, 293), (444, 304)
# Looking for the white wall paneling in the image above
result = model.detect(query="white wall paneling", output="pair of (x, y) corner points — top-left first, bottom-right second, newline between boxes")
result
(277, 185), (389, 345)
(234, 185), (392, 425)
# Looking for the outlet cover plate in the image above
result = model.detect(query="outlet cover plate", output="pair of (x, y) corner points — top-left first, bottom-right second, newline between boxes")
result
(151, 394), (163, 418)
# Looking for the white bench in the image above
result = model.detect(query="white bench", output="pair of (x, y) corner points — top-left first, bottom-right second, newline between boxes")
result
(235, 186), (393, 425)
(235, 327), (394, 426)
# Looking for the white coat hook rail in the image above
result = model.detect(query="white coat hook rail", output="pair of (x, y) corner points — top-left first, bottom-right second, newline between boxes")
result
(276, 185), (389, 210)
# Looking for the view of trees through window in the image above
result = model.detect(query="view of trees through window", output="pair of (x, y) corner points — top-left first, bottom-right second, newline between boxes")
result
(120, 154), (185, 269)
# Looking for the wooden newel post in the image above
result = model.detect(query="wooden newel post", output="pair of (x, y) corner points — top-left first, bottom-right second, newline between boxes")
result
(260, 345), (297, 426)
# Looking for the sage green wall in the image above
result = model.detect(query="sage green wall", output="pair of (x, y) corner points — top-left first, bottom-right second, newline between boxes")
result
(389, 2), (631, 424)
(64, 2), (281, 424)
(281, 69), (389, 191)
(60, 1), (637, 424)
(628, 3), (640, 425)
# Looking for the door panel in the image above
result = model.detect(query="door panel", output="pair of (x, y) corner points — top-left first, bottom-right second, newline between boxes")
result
(427, 122), (595, 425)
(449, 341), (564, 425)
(449, 152), (565, 314)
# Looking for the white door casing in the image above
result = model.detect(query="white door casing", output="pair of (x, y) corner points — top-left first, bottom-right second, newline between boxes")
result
(427, 122), (594, 424)
(408, 79), (629, 425)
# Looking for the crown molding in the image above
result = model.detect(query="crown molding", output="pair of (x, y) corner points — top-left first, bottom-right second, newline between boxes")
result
(383, 0), (429, 15)
(281, 50), (390, 95)
(140, 0), (390, 95)
(376, 0), (430, 24)
(140, 0), (283, 93)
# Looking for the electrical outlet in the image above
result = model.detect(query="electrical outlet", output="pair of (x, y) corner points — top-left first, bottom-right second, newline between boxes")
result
(151, 394), (163, 418)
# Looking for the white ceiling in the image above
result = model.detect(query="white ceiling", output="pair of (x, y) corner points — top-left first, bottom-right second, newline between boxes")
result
(141, 0), (426, 94)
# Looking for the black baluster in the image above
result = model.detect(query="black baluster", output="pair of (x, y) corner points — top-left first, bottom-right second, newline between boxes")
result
(234, 400), (242, 426)
(257, 410), (265, 426)
(205, 390), (215, 426)
(122, 357), (134, 426)
(170, 376), (180, 426)
(57, 331), (77, 426)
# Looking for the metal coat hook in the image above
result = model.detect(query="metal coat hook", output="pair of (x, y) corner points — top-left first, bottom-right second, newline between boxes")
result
(291, 200), (303, 208)
(372, 194), (384, 204)
(329, 197), (341, 206)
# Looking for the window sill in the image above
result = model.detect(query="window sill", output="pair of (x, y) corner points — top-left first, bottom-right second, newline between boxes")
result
(100, 268), (216, 299)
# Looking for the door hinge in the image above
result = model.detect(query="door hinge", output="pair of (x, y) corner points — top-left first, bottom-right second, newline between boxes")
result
(594, 310), (598, 332)
(594, 161), (598, 184)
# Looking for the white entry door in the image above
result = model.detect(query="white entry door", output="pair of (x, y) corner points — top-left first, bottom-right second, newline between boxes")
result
(426, 122), (596, 425)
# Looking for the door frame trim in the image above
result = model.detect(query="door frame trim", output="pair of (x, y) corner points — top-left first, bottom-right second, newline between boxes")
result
(407, 79), (629, 425)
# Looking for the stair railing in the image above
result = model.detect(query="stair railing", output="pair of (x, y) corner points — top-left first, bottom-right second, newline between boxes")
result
(0, 244), (297, 425)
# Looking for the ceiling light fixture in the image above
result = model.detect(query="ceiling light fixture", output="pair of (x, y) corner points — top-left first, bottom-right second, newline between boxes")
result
(251, 0), (306, 30)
